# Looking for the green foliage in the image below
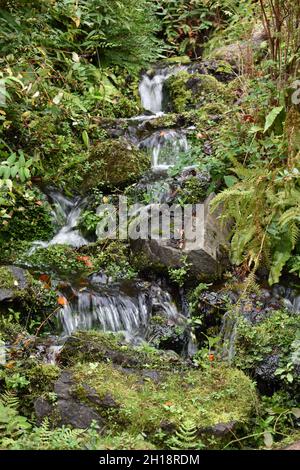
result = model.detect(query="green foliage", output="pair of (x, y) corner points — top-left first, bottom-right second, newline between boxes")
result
(0, 392), (31, 445)
(168, 256), (192, 287)
(234, 310), (300, 389)
(7, 418), (86, 450)
(211, 154), (300, 285)
(259, 0), (300, 79)
(154, 0), (247, 57)
(0, 189), (54, 243)
(167, 419), (205, 450)
(20, 245), (94, 278)
(188, 282), (211, 316)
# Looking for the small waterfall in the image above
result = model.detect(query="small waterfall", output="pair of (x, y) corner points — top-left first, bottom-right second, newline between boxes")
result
(58, 282), (180, 338)
(139, 130), (189, 170)
(139, 66), (186, 114)
(31, 190), (88, 251)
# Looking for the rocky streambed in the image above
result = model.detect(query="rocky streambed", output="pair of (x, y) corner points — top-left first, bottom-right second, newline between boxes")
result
(1, 57), (299, 450)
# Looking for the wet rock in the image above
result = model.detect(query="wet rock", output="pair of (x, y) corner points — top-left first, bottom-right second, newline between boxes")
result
(255, 354), (280, 393)
(34, 371), (105, 429)
(130, 193), (231, 280)
(34, 397), (53, 425)
(0, 266), (30, 302)
(146, 312), (189, 354)
(59, 331), (186, 370)
(211, 24), (268, 67)
(202, 421), (237, 437)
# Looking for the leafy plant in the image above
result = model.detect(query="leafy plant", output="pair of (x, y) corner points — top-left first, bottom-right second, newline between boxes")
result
(0, 392), (31, 444)
(168, 256), (192, 287)
(166, 419), (205, 450)
(210, 153), (300, 285)
(0, 150), (34, 183)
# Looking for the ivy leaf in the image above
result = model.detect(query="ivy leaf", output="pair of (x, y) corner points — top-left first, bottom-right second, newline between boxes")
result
(264, 106), (284, 133)
(286, 373), (294, 383)
(10, 165), (18, 178)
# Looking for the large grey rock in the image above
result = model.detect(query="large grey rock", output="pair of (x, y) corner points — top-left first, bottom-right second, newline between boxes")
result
(130, 194), (230, 279)
(34, 371), (105, 429)
(0, 266), (30, 302)
(211, 24), (268, 68)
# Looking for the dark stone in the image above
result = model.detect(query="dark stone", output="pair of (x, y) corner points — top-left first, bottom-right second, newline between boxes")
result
(34, 397), (53, 425)
(130, 194), (231, 280)
(0, 266), (30, 302)
(34, 371), (105, 429)
(202, 421), (237, 437)
(56, 399), (103, 429)
(254, 354), (280, 394)
(82, 384), (118, 409)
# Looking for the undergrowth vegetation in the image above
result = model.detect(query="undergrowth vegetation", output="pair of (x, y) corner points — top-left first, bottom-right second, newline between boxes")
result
(0, 0), (300, 453)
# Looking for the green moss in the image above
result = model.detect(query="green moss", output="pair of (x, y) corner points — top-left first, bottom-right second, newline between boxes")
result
(165, 72), (234, 113)
(19, 244), (92, 279)
(71, 360), (256, 443)
(0, 266), (15, 289)
(26, 363), (60, 397)
(165, 71), (193, 113)
(146, 113), (178, 130)
(95, 432), (155, 450)
(233, 310), (300, 389)
(79, 139), (150, 192)
(60, 330), (185, 370)
(0, 194), (54, 244)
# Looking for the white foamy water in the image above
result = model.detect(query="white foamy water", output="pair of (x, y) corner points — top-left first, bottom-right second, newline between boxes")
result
(139, 129), (189, 170)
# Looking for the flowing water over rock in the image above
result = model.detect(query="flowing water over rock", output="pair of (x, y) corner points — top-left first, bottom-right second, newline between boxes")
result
(30, 65), (197, 356)
(139, 129), (189, 170)
(139, 66), (185, 114)
(58, 280), (181, 342)
(31, 190), (88, 252)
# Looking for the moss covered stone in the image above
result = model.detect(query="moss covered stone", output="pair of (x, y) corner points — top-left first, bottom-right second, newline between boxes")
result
(0, 266), (30, 302)
(70, 360), (255, 443)
(80, 139), (150, 191)
(233, 310), (300, 394)
(59, 331), (185, 370)
(36, 330), (257, 448)
(165, 71), (234, 113)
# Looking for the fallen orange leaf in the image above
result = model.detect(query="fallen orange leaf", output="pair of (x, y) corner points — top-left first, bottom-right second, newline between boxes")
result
(39, 273), (50, 283)
(57, 296), (67, 306)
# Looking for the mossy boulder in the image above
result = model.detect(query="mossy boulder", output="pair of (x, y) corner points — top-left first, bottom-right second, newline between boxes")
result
(0, 266), (30, 302)
(59, 331), (185, 370)
(0, 266), (57, 336)
(80, 139), (150, 191)
(164, 71), (234, 114)
(233, 310), (300, 395)
(35, 330), (256, 448)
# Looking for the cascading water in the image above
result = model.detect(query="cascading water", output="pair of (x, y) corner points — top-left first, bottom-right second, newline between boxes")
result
(139, 66), (186, 115)
(58, 281), (180, 341)
(33, 64), (195, 359)
(139, 130), (189, 170)
(30, 190), (88, 252)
